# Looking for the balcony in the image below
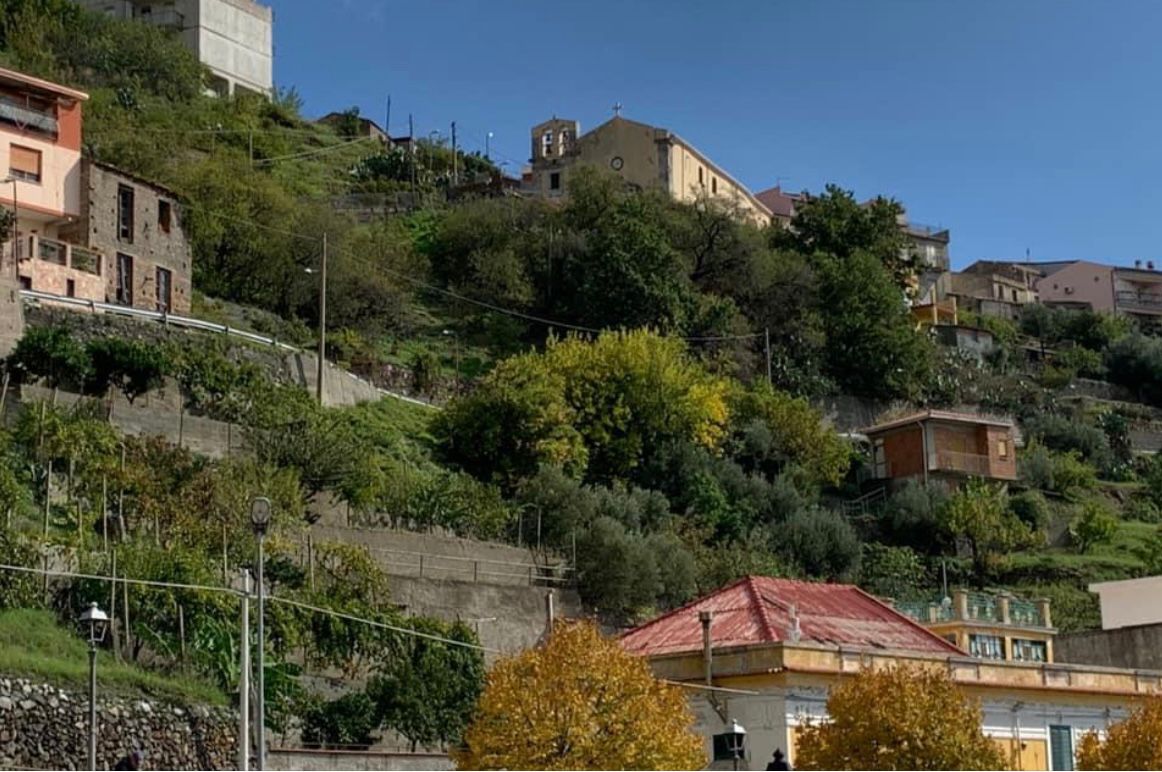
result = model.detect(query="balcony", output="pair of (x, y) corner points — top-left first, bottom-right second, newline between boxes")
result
(134, 6), (185, 29)
(30, 235), (103, 276)
(1116, 290), (1162, 314)
(0, 97), (57, 137)
(895, 592), (1048, 629)
(934, 449), (992, 476)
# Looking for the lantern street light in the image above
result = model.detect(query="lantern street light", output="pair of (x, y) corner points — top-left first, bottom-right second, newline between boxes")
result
(249, 497), (271, 771)
(79, 602), (109, 771)
(712, 718), (747, 771)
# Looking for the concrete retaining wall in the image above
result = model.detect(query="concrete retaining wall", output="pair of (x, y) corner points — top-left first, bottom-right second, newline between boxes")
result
(0, 677), (235, 770)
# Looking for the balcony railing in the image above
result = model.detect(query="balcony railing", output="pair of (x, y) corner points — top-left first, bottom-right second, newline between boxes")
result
(895, 594), (1046, 629)
(1116, 290), (1162, 312)
(895, 600), (955, 624)
(30, 236), (102, 276)
(0, 98), (57, 136)
(934, 449), (992, 476)
(134, 7), (185, 29)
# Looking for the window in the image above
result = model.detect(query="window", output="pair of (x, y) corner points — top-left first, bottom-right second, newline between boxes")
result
(158, 200), (172, 234)
(1012, 638), (1047, 662)
(9, 145), (41, 183)
(549, 172), (560, 191)
(968, 634), (1004, 659)
(117, 186), (135, 243)
(156, 266), (172, 312)
(1011, 288), (1018, 302)
(1049, 725), (1074, 771)
(698, 167), (704, 186)
(115, 253), (133, 305)
(65, 279), (75, 298)
(998, 438), (1009, 459)
(542, 130), (553, 157)
(712, 177), (718, 194)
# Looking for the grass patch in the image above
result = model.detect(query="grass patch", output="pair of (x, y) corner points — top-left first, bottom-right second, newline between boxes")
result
(0, 609), (225, 706)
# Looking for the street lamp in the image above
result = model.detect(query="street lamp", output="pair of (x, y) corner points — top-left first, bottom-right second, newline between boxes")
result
(249, 496), (271, 771)
(713, 719), (747, 771)
(303, 236), (328, 405)
(442, 329), (460, 392)
(486, 131), (493, 160)
(79, 602), (109, 771)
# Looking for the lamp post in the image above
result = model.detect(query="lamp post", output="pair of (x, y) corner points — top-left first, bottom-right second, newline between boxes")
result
(713, 718), (747, 771)
(303, 235), (328, 405)
(485, 131), (493, 160)
(442, 328), (460, 393)
(79, 602), (109, 771)
(249, 497), (271, 771)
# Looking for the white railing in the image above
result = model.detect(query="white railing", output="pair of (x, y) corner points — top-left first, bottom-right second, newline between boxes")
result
(18, 288), (435, 409)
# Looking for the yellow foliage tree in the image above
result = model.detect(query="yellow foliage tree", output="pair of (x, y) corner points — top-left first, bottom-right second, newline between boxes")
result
(796, 666), (1008, 771)
(1077, 695), (1162, 770)
(452, 621), (705, 770)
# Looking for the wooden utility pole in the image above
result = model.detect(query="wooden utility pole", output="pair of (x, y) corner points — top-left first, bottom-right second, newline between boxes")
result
(764, 328), (772, 385)
(315, 233), (328, 404)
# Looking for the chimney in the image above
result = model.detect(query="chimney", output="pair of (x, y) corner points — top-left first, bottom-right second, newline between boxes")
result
(699, 611), (713, 686)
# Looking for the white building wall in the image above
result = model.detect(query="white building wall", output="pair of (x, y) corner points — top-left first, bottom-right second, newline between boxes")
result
(1090, 575), (1162, 630)
(196, 0), (273, 95)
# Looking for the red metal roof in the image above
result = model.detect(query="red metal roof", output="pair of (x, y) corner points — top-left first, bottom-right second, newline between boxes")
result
(755, 186), (804, 218)
(620, 576), (963, 657)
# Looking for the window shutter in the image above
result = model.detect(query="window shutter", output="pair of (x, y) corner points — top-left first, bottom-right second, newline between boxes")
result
(10, 145), (40, 178)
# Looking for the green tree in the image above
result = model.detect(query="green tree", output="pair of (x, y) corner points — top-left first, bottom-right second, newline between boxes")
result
(771, 184), (915, 288)
(773, 508), (862, 580)
(9, 326), (91, 390)
(368, 619), (484, 750)
(86, 338), (169, 403)
(940, 479), (1032, 585)
(1070, 500), (1118, 553)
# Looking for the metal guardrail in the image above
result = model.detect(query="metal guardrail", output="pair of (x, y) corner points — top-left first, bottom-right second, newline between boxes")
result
(19, 289), (435, 409)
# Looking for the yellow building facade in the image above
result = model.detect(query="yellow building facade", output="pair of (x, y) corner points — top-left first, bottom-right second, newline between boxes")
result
(527, 115), (771, 226)
(622, 577), (1155, 772)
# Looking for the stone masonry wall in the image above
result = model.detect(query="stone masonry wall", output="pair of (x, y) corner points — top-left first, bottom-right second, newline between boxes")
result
(0, 677), (236, 770)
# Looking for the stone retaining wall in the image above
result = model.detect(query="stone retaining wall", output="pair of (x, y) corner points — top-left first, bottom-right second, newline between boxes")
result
(0, 677), (236, 770)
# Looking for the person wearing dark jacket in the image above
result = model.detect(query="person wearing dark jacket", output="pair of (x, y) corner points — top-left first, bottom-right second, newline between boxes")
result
(765, 748), (791, 771)
(112, 749), (144, 770)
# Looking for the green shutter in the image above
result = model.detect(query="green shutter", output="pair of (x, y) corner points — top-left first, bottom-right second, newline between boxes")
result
(1049, 725), (1074, 771)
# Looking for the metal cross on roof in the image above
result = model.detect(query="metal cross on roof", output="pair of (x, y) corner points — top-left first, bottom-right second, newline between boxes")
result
(612, 102), (623, 117)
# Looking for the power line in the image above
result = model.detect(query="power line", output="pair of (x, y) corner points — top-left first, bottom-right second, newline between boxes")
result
(269, 596), (498, 654)
(253, 136), (379, 166)
(0, 563), (496, 653)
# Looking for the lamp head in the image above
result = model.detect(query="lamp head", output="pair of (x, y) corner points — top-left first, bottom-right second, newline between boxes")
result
(250, 496), (272, 534)
(79, 601), (108, 643)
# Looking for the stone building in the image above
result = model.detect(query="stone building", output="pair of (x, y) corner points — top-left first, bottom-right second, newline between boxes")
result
(59, 161), (192, 314)
(525, 113), (772, 226)
(75, 0), (273, 97)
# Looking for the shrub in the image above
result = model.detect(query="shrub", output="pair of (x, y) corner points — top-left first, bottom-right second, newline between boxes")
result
(1070, 500), (1118, 553)
(574, 517), (659, 622)
(1023, 413), (1113, 472)
(773, 508), (862, 580)
(1009, 490), (1051, 534)
(1124, 496), (1162, 524)
(859, 543), (927, 600)
(1053, 345), (1105, 379)
(301, 692), (378, 750)
(85, 337), (169, 403)
(8, 326), (91, 389)
(881, 480), (949, 553)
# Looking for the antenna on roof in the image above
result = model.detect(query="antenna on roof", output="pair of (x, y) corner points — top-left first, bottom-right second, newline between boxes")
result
(1025, 247), (1031, 264)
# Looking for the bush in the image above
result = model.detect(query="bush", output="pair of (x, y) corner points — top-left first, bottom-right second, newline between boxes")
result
(1124, 496), (1162, 524)
(1020, 444), (1098, 497)
(859, 543), (927, 600)
(1070, 500), (1118, 553)
(574, 517), (659, 622)
(773, 508), (862, 580)
(1023, 413), (1113, 472)
(8, 326), (91, 389)
(1009, 490), (1051, 534)
(1106, 333), (1162, 405)
(1053, 346), (1105, 379)
(880, 480), (949, 553)
(301, 692), (378, 750)
(85, 337), (169, 403)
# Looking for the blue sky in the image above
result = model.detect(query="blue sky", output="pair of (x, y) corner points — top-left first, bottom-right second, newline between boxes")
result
(270, 0), (1162, 269)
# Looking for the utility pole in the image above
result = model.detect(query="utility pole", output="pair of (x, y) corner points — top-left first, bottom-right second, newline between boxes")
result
(315, 234), (328, 405)
(451, 121), (458, 186)
(385, 95), (391, 138)
(408, 114), (416, 198)
(764, 328), (772, 385)
(486, 131), (492, 160)
(238, 569), (251, 772)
